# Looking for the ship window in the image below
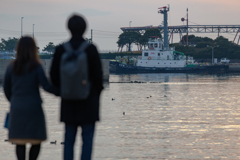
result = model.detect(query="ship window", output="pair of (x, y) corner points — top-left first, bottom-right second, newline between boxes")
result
(158, 63), (159, 64)
(167, 55), (169, 60)
(164, 63), (166, 64)
(154, 43), (158, 47)
(170, 63), (171, 64)
(158, 53), (160, 56)
(149, 44), (153, 48)
(144, 52), (148, 56)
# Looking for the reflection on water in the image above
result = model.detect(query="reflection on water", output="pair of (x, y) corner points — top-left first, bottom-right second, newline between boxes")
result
(1, 73), (240, 159)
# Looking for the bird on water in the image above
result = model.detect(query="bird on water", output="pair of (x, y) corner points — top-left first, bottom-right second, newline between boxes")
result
(50, 140), (57, 144)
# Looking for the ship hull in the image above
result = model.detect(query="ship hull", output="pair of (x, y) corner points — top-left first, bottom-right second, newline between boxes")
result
(110, 62), (229, 74)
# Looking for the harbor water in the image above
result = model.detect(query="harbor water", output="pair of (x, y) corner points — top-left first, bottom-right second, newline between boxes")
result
(1, 73), (240, 159)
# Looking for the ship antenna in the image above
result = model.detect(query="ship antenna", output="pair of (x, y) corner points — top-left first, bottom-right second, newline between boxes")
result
(158, 5), (170, 50)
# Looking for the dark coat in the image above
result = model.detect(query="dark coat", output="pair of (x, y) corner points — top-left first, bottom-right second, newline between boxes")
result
(4, 64), (59, 140)
(50, 36), (103, 124)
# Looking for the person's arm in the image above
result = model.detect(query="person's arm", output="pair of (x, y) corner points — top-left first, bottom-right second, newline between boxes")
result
(38, 65), (59, 96)
(88, 45), (104, 94)
(3, 66), (12, 101)
(50, 46), (62, 88)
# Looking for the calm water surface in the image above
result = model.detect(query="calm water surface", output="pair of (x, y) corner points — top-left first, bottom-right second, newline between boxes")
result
(1, 73), (240, 159)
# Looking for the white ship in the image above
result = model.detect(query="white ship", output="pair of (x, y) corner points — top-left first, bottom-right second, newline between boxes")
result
(137, 36), (187, 68)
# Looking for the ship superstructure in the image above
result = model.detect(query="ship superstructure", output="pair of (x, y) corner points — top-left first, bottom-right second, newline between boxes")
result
(136, 5), (187, 68)
(136, 36), (186, 68)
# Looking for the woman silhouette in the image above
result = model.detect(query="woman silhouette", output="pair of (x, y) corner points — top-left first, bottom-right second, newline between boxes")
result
(3, 36), (59, 160)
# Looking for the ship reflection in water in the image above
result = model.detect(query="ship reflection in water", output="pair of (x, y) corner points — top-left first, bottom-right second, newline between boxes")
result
(1, 73), (240, 159)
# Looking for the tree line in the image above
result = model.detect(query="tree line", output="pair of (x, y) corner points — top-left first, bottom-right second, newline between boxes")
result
(0, 37), (93, 54)
(173, 35), (240, 59)
(1, 32), (240, 60)
(0, 37), (58, 53)
(117, 30), (240, 59)
(117, 28), (162, 52)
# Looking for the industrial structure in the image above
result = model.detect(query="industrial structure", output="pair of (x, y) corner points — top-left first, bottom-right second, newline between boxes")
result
(120, 8), (240, 45)
(121, 25), (240, 45)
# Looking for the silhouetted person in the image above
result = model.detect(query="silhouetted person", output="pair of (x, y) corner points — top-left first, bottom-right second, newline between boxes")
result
(50, 14), (103, 160)
(3, 36), (59, 160)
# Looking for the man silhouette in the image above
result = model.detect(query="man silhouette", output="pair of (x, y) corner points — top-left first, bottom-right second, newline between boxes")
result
(50, 14), (103, 160)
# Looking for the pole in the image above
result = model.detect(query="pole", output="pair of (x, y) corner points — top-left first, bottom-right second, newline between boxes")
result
(164, 9), (168, 49)
(179, 32), (182, 44)
(237, 35), (240, 45)
(233, 29), (239, 43)
(207, 45), (218, 64)
(212, 47), (214, 64)
(129, 21), (132, 27)
(158, 5), (169, 49)
(91, 29), (92, 43)
(33, 24), (35, 39)
(21, 17), (24, 37)
(129, 21), (132, 51)
(186, 8), (188, 46)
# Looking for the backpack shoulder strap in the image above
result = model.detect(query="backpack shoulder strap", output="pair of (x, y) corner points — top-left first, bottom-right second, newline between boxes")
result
(63, 42), (73, 52)
(76, 41), (90, 52)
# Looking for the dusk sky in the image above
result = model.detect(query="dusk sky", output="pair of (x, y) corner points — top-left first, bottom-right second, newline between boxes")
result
(1, 0), (240, 52)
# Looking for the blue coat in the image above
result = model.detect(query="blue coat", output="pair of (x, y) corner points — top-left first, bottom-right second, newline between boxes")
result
(4, 63), (58, 140)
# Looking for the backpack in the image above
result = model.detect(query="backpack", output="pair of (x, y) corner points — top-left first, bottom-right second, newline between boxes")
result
(60, 41), (90, 100)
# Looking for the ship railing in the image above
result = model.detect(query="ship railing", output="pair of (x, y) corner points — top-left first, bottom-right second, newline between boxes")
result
(139, 57), (185, 60)
(162, 47), (175, 51)
(146, 47), (175, 51)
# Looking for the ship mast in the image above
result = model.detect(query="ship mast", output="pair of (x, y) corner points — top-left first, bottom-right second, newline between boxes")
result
(158, 5), (170, 50)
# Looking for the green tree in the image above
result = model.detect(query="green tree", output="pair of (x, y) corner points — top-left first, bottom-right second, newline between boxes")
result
(173, 35), (240, 59)
(117, 31), (141, 52)
(139, 28), (162, 49)
(195, 42), (212, 48)
(202, 37), (213, 42)
(42, 42), (55, 53)
(213, 36), (229, 45)
(0, 43), (4, 51)
(0, 37), (19, 52)
(117, 37), (126, 52)
(181, 35), (213, 44)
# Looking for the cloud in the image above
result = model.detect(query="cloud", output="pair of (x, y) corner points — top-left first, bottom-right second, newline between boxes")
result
(61, 9), (113, 19)
(0, 14), (40, 22)
(78, 9), (113, 17)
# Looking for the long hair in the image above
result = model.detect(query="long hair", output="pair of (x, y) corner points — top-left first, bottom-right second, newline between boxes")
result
(13, 36), (40, 75)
